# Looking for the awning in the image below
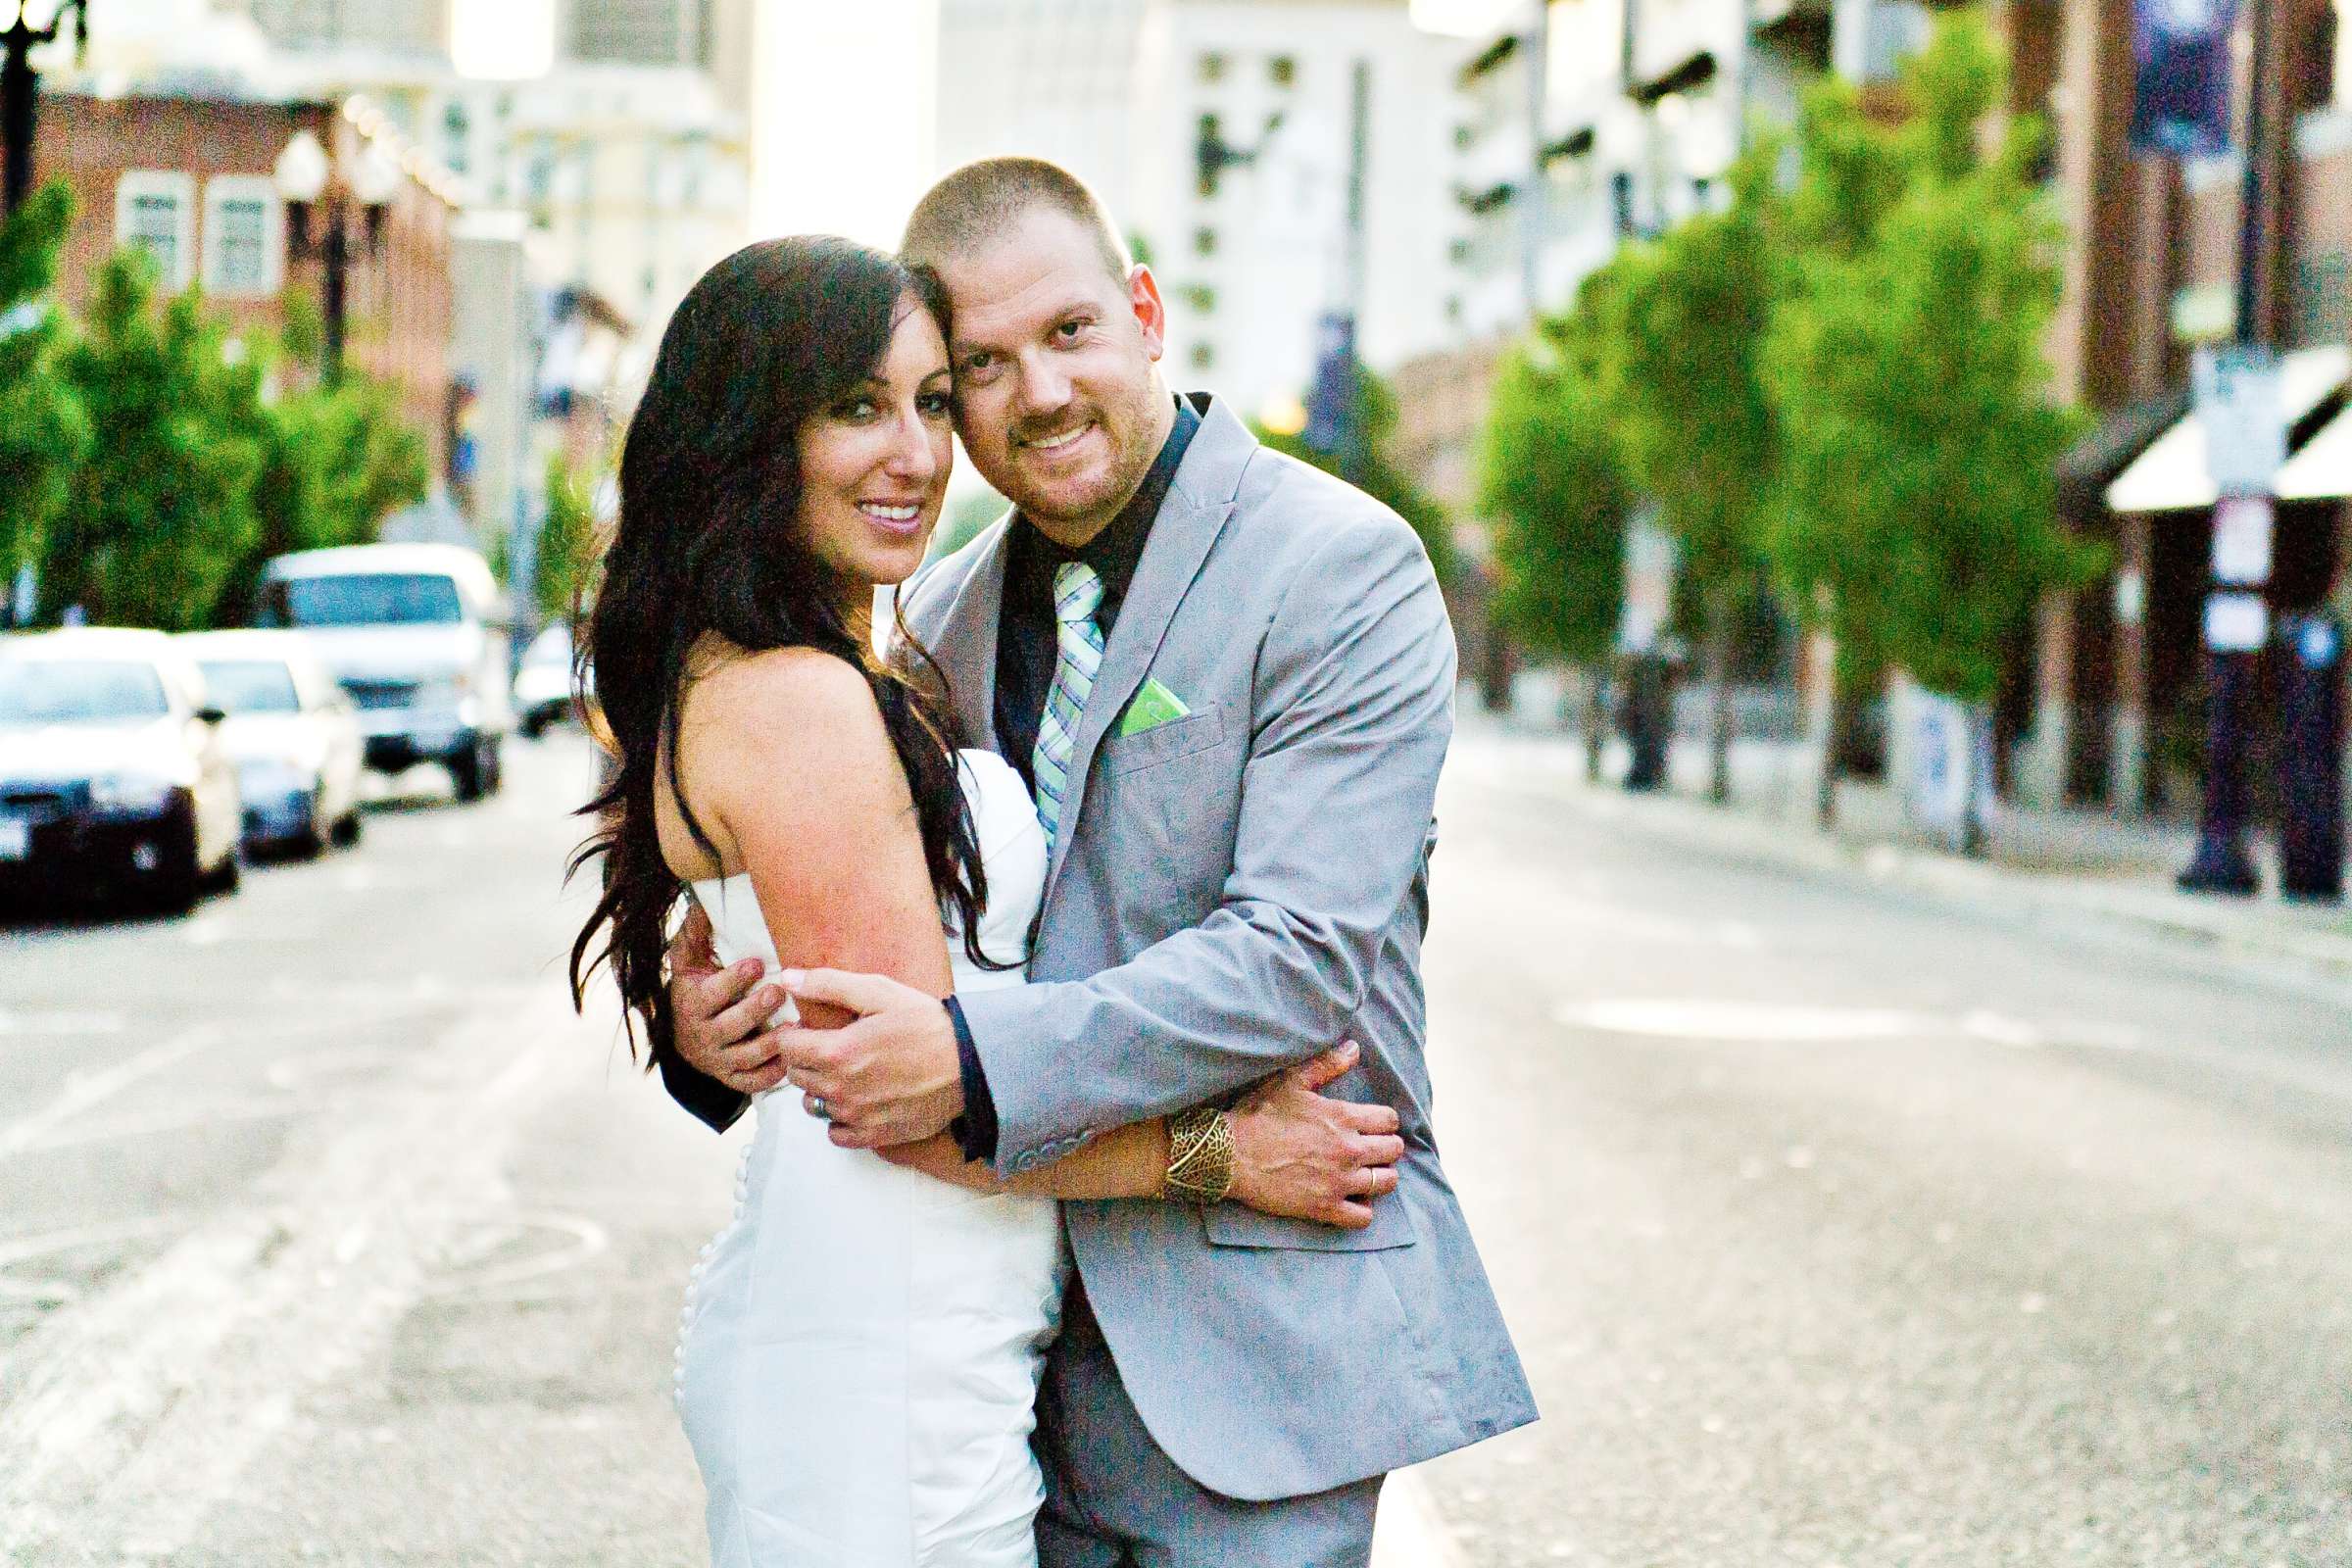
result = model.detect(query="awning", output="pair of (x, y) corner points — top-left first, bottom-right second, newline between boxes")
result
(2105, 345), (2351, 513)
(2275, 400), (2352, 502)
(2055, 386), (2189, 523)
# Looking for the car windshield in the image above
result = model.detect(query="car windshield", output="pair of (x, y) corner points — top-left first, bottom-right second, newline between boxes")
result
(198, 660), (300, 714)
(0, 659), (171, 725)
(262, 573), (465, 627)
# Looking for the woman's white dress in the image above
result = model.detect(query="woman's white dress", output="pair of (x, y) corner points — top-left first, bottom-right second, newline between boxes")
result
(673, 749), (1066, 1567)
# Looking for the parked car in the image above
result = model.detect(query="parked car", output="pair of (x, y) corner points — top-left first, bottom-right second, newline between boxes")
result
(254, 543), (513, 802)
(179, 628), (366, 858)
(514, 621), (586, 739)
(0, 628), (242, 913)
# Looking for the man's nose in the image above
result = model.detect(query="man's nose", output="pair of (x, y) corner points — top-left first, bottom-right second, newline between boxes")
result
(1013, 351), (1073, 420)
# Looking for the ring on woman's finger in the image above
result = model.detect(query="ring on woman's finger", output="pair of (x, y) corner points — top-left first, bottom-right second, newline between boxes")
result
(808, 1095), (831, 1120)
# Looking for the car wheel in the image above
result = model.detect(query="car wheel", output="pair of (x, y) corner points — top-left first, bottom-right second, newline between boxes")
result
(520, 710), (548, 740)
(330, 808), (364, 849)
(451, 738), (488, 803)
(154, 821), (203, 916)
(292, 790), (327, 859)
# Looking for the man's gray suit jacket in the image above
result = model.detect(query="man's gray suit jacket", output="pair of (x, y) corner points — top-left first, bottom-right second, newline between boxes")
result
(901, 392), (1537, 1503)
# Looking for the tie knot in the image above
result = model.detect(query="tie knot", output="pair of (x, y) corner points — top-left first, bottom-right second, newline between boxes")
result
(1052, 561), (1103, 627)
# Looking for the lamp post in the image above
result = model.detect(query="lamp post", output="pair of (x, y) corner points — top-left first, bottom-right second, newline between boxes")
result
(271, 127), (399, 382)
(2, 0), (89, 219)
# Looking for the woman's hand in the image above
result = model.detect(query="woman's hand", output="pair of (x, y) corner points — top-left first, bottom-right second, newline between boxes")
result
(1226, 1044), (1404, 1230)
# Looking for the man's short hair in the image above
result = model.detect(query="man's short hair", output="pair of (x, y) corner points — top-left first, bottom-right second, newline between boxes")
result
(901, 157), (1133, 285)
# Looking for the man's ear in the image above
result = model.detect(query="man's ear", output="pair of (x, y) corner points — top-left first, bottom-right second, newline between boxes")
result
(1127, 264), (1167, 363)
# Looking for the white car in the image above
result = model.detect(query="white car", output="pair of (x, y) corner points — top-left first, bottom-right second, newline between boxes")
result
(0, 628), (242, 913)
(179, 628), (366, 858)
(514, 621), (583, 739)
(255, 543), (513, 801)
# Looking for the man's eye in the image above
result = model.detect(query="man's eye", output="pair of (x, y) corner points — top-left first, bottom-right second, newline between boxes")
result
(1056, 320), (1085, 340)
(963, 353), (994, 373)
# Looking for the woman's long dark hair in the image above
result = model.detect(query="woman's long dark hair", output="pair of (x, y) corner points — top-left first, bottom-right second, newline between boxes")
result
(567, 235), (993, 1070)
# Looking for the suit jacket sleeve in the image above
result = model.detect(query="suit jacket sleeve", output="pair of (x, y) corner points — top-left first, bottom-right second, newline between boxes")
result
(954, 508), (1455, 1175)
(660, 1046), (749, 1133)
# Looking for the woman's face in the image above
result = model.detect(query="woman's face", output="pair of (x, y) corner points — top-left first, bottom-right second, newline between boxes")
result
(796, 298), (955, 590)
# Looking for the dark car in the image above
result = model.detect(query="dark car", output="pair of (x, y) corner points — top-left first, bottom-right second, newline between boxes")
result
(0, 629), (244, 914)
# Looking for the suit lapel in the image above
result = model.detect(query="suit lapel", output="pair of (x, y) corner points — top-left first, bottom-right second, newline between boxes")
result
(903, 518), (1009, 753)
(1039, 398), (1252, 905)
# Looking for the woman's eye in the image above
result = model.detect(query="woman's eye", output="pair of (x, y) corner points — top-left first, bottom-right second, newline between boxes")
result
(963, 353), (994, 373)
(918, 391), (955, 416)
(835, 397), (877, 420)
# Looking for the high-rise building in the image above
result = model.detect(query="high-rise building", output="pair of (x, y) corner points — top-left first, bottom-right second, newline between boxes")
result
(226, 0), (452, 55)
(1129, 0), (1462, 420)
(564, 0), (755, 119)
(934, 0), (1150, 218)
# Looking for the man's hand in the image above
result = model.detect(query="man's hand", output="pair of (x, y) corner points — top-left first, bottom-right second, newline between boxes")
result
(667, 903), (793, 1096)
(1227, 1043), (1405, 1230)
(769, 968), (963, 1151)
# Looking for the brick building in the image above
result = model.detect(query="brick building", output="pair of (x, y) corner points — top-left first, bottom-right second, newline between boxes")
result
(31, 91), (461, 472)
(1991, 0), (2352, 817)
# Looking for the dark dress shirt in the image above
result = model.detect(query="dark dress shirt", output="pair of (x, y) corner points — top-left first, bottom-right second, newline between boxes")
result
(948, 397), (1200, 1160)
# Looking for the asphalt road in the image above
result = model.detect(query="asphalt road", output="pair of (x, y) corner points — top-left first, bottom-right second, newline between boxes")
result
(2, 723), (2347, 1565)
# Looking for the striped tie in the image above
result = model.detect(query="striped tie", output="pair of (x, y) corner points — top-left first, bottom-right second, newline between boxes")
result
(1033, 561), (1105, 850)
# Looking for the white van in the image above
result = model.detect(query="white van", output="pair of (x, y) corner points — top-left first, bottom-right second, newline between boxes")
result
(255, 544), (512, 801)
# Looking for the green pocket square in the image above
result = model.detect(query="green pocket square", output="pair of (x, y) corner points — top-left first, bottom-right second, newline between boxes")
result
(1118, 677), (1192, 738)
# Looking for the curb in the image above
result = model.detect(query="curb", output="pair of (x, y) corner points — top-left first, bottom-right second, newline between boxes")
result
(1463, 734), (2352, 996)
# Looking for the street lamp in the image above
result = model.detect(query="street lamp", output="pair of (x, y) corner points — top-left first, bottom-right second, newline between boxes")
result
(2, 0), (90, 219)
(272, 127), (398, 381)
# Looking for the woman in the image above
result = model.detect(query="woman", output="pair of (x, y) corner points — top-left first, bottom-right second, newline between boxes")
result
(567, 237), (1397, 1566)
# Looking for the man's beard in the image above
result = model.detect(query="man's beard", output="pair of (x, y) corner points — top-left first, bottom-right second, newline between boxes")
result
(1000, 387), (1157, 528)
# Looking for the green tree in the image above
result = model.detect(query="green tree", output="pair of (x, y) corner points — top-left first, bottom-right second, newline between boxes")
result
(536, 452), (600, 623)
(1592, 139), (1786, 803)
(0, 184), (91, 613)
(1477, 283), (1631, 776)
(214, 368), (429, 623)
(47, 254), (265, 629)
(1762, 16), (2096, 846)
(1256, 363), (1455, 585)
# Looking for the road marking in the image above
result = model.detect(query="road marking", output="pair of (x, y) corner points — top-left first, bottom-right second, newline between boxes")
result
(0, 986), (583, 1560)
(0, 1027), (220, 1159)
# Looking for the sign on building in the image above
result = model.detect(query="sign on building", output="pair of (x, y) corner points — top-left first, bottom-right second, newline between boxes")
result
(2130, 0), (2238, 158)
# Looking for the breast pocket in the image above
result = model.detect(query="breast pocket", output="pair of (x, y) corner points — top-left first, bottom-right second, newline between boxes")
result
(1102, 705), (1228, 775)
(1089, 703), (1242, 931)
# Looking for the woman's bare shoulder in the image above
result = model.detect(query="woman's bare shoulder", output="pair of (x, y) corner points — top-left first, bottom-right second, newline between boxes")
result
(675, 644), (909, 847)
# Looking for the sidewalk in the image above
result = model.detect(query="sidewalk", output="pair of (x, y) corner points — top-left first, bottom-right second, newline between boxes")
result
(1456, 693), (2352, 993)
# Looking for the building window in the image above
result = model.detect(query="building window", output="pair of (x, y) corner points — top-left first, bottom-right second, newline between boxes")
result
(202, 176), (280, 298)
(1269, 55), (1297, 88)
(1194, 226), (1217, 256)
(1180, 283), (1217, 314)
(115, 172), (197, 292)
(1190, 342), (1215, 370)
(442, 99), (471, 176)
(1197, 51), (1226, 83)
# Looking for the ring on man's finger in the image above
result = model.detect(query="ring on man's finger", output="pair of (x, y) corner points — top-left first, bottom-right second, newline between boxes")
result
(808, 1095), (831, 1120)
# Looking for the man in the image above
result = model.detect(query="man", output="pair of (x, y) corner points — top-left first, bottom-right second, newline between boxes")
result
(663, 158), (1535, 1564)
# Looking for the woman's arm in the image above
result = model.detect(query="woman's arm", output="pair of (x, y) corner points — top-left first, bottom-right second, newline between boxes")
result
(881, 1044), (1406, 1229)
(676, 648), (956, 1033)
